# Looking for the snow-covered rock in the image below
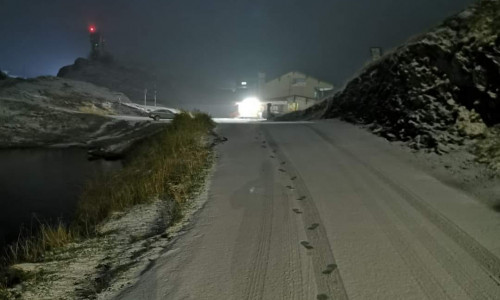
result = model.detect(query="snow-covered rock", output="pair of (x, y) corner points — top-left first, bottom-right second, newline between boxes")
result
(280, 0), (500, 152)
(0, 76), (146, 148)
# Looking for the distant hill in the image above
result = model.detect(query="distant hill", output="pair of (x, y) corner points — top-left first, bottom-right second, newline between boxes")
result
(58, 58), (159, 102)
(0, 69), (7, 80)
(279, 0), (500, 152)
(0, 75), (146, 147)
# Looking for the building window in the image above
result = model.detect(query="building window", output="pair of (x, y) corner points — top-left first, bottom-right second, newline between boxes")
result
(271, 105), (283, 113)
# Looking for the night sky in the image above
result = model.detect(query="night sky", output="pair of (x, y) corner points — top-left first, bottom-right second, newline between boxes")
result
(1, 0), (474, 89)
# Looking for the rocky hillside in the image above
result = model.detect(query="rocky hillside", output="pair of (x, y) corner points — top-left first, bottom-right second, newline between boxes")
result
(0, 76), (148, 148)
(280, 0), (500, 154)
(58, 58), (159, 101)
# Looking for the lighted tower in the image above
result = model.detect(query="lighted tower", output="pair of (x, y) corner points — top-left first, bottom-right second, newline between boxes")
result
(88, 25), (105, 60)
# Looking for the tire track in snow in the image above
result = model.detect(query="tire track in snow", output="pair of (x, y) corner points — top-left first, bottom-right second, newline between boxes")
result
(308, 125), (500, 292)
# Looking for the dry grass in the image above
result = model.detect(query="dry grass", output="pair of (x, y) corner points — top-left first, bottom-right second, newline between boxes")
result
(5, 222), (76, 264)
(1, 112), (215, 290)
(78, 105), (110, 116)
(75, 111), (215, 232)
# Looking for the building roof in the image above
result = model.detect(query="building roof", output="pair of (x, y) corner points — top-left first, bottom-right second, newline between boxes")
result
(267, 70), (333, 87)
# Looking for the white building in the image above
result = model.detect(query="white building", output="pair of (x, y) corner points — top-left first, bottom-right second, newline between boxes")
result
(262, 71), (334, 115)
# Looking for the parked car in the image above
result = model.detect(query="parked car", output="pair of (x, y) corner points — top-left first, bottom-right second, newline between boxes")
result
(149, 109), (177, 121)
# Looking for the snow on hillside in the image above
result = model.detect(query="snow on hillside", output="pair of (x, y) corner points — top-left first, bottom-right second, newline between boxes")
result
(0, 76), (149, 148)
(280, 0), (500, 155)
(57, 58), (158, 102)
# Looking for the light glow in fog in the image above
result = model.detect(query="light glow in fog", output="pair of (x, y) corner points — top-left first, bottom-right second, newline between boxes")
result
(237, 97), (261, 118)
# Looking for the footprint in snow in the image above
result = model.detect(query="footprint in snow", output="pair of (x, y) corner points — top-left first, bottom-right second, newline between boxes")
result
(322, 264), (338, 275)
(308, 223), (319, 230)
(286, 185), (295, 190)
(290, 176), (297, 180)
(300, 241), (314, 249)
(297, 196), (306, 201)
(317, 294), (329, 300)
(292, 208), (302, 214)
(278, 168), (286, 173)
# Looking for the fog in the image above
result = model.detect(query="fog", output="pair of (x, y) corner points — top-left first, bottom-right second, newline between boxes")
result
(0, 0), (475, 115)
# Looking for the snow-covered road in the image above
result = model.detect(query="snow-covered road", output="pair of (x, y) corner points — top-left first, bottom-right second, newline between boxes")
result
(117, 120), (500, 300)
(110, 115), (314, 124)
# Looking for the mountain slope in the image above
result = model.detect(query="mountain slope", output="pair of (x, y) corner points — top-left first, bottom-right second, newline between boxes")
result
(0, 76), (147, 148)
(58, 58), (159, 102)
(280, 0), (500, 152)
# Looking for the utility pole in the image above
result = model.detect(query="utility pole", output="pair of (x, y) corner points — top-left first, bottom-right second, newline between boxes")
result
(257, 72), (266, 98)
(154, 83), (157, 107)
(144, 88), (148, 107)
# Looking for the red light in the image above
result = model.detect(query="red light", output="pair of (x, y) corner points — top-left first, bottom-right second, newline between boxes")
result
(89, 26), (96, 33)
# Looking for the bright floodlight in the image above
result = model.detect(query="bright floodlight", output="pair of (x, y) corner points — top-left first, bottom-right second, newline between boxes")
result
(241, 81), (247, 86)
(238, 97), (261, 118)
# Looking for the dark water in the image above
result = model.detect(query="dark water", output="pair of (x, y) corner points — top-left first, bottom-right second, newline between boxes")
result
(0, 148), (121, 248)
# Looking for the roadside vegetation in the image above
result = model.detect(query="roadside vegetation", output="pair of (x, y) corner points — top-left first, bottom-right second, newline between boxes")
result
(475, 125), (500, 172)
(0, 112), (215, 295)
